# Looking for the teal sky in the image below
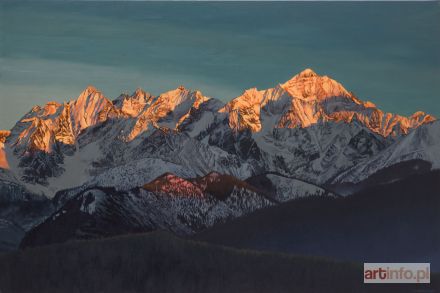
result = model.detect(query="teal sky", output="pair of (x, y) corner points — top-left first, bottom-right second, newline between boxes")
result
(0, 1), (439, 130)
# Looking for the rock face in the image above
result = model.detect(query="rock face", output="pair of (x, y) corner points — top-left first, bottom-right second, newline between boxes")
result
(1, 68), (437, 190)
(0, 68), (438, 248)
(113, 88), (154, 118)
(125, 87), (210, 141)
(0, 130), (11, 169)
(222, 68), (434, 136)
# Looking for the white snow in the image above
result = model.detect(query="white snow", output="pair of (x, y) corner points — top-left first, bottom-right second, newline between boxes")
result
(89, 158), (197, 191)
(266, 174), (327, 201)
(187, 111), (215, 137)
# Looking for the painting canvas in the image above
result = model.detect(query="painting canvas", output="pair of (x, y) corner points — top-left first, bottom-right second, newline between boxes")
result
(0, 1), (439, 292)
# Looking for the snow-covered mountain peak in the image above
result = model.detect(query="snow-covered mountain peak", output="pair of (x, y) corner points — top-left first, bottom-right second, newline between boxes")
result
(73, 85), (106, 105)
(113, 88), (154, 117)
(133, 87), (147, 96)
(223, 68), (354, 132)
(70, 86), (114, 135)
(124, 87), (211, 139)
(1, 71), (437, 192)
(80, 85), (100, 96)
(18, 101), (63, 123)
(282, 68), (351, 101)
(296, 68), (319, 78)
(220, 69), (435, 135)
(153, 87), (202, 108)
(131, 88), (154, 104)
(42, 102), (62, 117)
(7, 85), (120, 155)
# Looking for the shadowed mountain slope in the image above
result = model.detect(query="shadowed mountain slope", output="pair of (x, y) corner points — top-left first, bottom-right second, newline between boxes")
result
(195, 171), (440, 271)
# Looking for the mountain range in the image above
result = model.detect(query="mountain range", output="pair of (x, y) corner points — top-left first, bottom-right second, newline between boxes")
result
(0, 68), (439, 250)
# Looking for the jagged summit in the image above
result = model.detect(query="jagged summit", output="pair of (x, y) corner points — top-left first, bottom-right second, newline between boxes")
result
(296, 68), (319, 78)
(282, 68), (351, 101)
(124, 87), (210, 140)
(75, 85), (105, 102)
(3, 69), (435, 157)
(223, 68), (434, 135)
(82, 85), (99, 94)
(132, 87), (149, 98)
(0, 68), (438, 211)
(70, 86), (114, 136)
(113, 88), (154, 117)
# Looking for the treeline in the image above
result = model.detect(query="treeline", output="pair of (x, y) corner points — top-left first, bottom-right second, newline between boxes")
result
(1, 231), (437, 293)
